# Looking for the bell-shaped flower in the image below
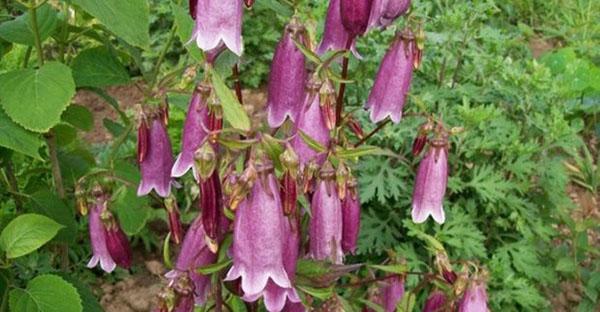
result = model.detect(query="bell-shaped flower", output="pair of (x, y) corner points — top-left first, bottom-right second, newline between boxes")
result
(291, 80), (331, 167)
(368, 0), (410, 29)
(423, 290), (447, 312)
(317, 0), (361, 58)
(267, 20), (309, 128)
(411, 138), (448, 224)
(225, 163), (291, 298)
(459, 280), (488, 312)
(87, 195), (117, 273)
(309, 165), (343, 264)
(365, 30), (418, 123)
(341, 178), (360, 254)
(138, 118), (175, 198)
(340, 0), (373, 37)
(381, 275), (404, 312)
(102, 211), (132, 269)
(190, 0), (244, 56)
(172, 92), (210, 181)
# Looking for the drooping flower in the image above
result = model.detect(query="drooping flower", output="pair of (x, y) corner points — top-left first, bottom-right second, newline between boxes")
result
(138, 118), (175, 198)
(190, 0), (244, 56)
(381, 275), (405, 312)
(87, 194), (117, 273)
(199, 171), (223, 242)
(368, 0), (410, 29)
(411, 138), (448, 224)
(423, 290), (447, 312)
(459, 280), (488, 312)
(172, 91), (210, 181)
(291, 79), (331, 167)
(225, 162), (291, 297)
(309, 164), (344, 264)
(340, 0), (373, 38)
(102, 211), (132, 269)
(317, 0), (361, 58)
(342, 178), (360, 254)
(267, 19), (308, 128)
(365, 29), (418, 123)
(165, 196), (184, 244)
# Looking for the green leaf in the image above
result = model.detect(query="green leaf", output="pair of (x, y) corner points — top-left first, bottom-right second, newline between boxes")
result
(0, 270), (10, 312)
(292, 37), (321, 65)
(197, 259), (232, 275)
(167, 93), (192, 111)
(162, 233), (173, 270)
(71, 0), (150, 48)
(336, 145), (386, 160)
(210, 69), (251, 131)
(112, 186), (150, 235)
(0, 214), (63, 259)
(9, 274), (82, 312)
(296, 285), (333, 300)
(298, 130), (327, 153)
(26, 190), (77, 244)
(71, 47), (130, 88)
(61, 104), (93, 132)
(56, 275), (103, 312)
(0, 110), (42, 159)
(53, 123), (77, 146)
(260, 134), (284, 171)
(555, 257), (577, 273)
(368, 264), (408, 274)
(0, 62), (76, 133)
(171, 2), (202, 61)
(0, 4), (58, 46)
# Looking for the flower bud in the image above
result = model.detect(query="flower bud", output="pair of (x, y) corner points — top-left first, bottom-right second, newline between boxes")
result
(347, 116), (365, 139)
(281, 171), (298, 216)
(340, 0), (373, 38)
(164, 196), (184, 245)
(434, 252), (457, 284)
(320, 80), (337, 131)
(137, 117), (149, 165)
(101, 211), (132, 270)
(336, 162), (349, 200)
(199, 172), (222, 242)
(75, 184), (88, 216)
(244, 0), (255, 8)
(194, 142), (217, 181)
(412, 121), (433, 157)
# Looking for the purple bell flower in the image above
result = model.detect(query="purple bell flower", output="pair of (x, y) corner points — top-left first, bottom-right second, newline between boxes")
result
(172, 91), (210, 181)
(381, 275), (405, 312)
(190, 0), (244, 56)
(368, 0), (410, 29)
(423, 290), (447, 312)
(225, 162), (291, 298)
(87, 194), (117, 273)
(341, 179), (360, 254)
(309, 165), (344, 264)
(318, 0), (361, 58)
(340, 0), (373, 38)
(411, 138), (448, 224)
(365, 30), (418, 123)
(102, 211), (132, 270)
(291, 80), (331, 168)
(459, 280), (488, 312)
(267, 20), (309, 128)
(138, 118), (175, 198)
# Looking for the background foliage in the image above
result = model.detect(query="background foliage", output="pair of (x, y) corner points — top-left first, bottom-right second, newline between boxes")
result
(0, 0), (598, 311)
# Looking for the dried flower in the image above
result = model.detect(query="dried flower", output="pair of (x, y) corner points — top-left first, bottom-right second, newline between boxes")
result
(411, 138), (448, 224)
(190, 0), (244, 56)
(138, 118), (175, 198)
(365, 30), (418, 123)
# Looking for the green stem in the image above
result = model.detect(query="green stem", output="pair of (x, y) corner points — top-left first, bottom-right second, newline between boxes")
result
(151, 23), (178, 90)
(45, 133), (66, 199)
(3, 159), (23, 210)
(22, 46), (32, 68)
(335, 37), (354, 128)
(28, 1), (44, 67)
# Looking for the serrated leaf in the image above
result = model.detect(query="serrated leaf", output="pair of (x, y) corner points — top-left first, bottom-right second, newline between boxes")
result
(113, 186), (150, 235)
(61, 104), (93, 132)
(0, 62), (76, 133)
(71, 47), (130, 88)
(197, 259), (232, 275)
(0, 110), (42, 159)
(0, 214), (63, 259)
(9, 274), (82, 312)
(210, 69), (251, 131)
(71, 0), (150, 48)
(0, 4), (58, 46)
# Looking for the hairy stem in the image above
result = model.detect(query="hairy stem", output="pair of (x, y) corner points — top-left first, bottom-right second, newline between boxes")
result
(335, 37), (354, 128)
(28, 1), (44, 67)
(354, 119), (391, 147)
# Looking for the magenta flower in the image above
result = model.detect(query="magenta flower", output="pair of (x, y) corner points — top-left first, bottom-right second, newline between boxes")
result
(341, 180), (361, 254)
(365, 30), (417, 123)
(411, 139), (448, 224)
(267, 21), (308, 128)
(340, 0), (373, 37)
(291, 82), (331, 167)
(102, 212), (132, 270)
(225, 163), (291, 297)
(138, 118), (175, 198)
(172, 92), (209, 181)
(381, 275), (404, 312)
(368, 0), (410, 28)
(87, 195), (117, 273)
(423, 290), (447, 312)
(200, 171), (223, 241)
(309, 172), (344, 264)
(318, 0), (361, 58)
(190, 0), (244, 56)
(459, 281), (488, 312)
